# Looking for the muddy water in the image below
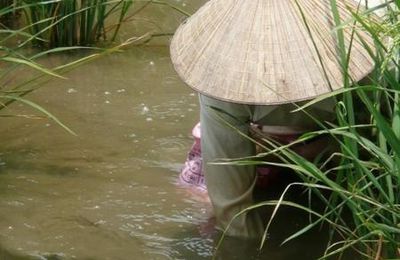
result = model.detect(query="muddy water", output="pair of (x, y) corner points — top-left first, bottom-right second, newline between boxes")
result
(0, 44), (213, 259)
(0, 1), (329, 260)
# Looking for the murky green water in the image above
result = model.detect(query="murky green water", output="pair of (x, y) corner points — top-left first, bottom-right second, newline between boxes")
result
(0, 44), (213, 259)
(0, 1), (330, 259)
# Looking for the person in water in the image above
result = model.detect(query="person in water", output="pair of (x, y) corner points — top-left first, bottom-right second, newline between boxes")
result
(170, 0), (375, 238)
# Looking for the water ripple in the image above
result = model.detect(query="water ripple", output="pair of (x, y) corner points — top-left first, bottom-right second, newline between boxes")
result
(176, 237), (214, 258)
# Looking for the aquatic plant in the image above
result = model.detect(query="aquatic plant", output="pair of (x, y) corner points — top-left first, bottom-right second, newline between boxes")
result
(10, 0), (190, 48)
(214, 0), (400, 258)
(19, 0), (134, 48)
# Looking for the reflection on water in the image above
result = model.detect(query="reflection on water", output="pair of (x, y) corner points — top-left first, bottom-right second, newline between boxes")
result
(0, 1), (330, 259)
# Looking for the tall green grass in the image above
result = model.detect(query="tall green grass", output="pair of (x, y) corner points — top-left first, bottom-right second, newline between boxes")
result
(262, 1), (400, 257)
(214, 1), (400, 259)
(8, 0), (190, 48)
(20, 0), (134, 48)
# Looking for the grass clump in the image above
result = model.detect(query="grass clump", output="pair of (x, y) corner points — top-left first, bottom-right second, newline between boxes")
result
(20, 0), (135, 48)
(264, 1), (400, 258)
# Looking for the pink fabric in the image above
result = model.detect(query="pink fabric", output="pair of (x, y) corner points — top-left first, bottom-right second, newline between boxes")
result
(180, 123), (206, 190)
(180, 123), (299, 190)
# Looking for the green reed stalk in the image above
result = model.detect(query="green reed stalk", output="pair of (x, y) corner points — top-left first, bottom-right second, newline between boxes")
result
(5, 0), (189, 48)
(111, 0), (133, 41)
(19, 0), (136, 47)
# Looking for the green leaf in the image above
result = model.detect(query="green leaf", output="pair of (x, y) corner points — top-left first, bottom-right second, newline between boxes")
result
(2, 56), (65, 79)
(0, 95), (76, 136)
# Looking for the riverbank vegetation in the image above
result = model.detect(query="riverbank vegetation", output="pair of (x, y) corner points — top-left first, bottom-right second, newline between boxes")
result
(21, 0), (135, 47)
(286, 1), (400, 258)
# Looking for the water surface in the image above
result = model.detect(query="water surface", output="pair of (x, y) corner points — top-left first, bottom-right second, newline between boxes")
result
(0, 1), (329, 259)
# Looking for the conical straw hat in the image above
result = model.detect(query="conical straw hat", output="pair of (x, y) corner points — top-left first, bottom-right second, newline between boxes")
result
(170, 0), (375, 105)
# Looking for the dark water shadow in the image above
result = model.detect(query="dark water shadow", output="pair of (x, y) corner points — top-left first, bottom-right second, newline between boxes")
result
(0, 147), (86, 178)
(167, 172), (343, 260)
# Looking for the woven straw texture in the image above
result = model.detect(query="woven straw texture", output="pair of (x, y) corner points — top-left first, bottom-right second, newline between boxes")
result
(170, 0), (375, 105)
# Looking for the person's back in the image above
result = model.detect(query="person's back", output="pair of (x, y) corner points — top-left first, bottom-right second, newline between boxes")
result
(170, 0), (376, 238)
